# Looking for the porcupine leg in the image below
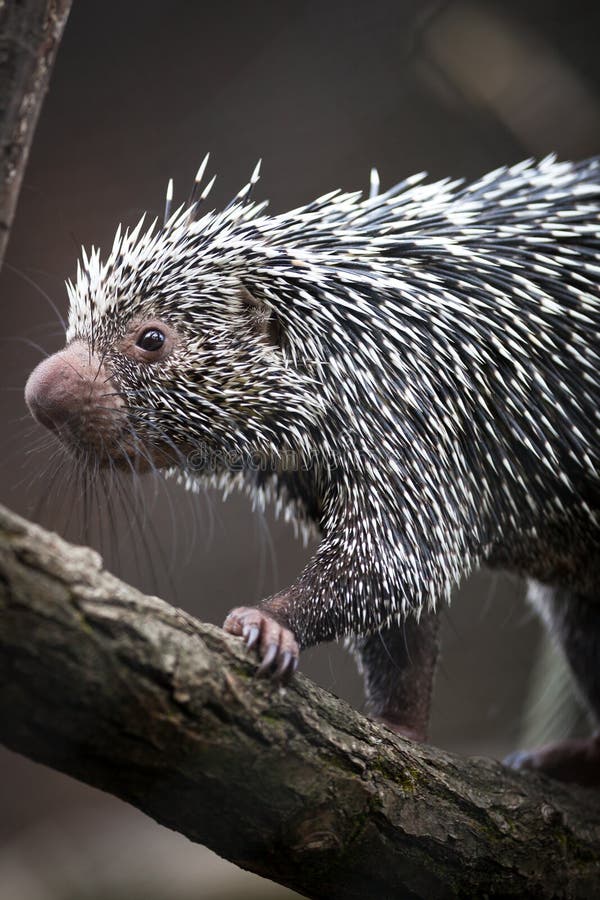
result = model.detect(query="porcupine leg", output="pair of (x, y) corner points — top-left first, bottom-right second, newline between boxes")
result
(224, 599), (440, 740)
(354, 607), (440, 741)
(505, 580), (600, 786)
(225, 485), (444, 702)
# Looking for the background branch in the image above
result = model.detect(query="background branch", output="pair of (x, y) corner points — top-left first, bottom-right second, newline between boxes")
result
(0, 502), (599, 899)
(0, 0), (72, 266)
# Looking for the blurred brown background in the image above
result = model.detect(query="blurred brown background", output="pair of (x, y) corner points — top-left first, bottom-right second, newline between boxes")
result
(1, 1), (600, 897)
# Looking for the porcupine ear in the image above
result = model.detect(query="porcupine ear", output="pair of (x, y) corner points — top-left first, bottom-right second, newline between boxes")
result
(239, 283), (285, 351)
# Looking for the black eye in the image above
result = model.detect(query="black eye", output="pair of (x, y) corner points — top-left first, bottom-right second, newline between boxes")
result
(136, 328), (165, 352)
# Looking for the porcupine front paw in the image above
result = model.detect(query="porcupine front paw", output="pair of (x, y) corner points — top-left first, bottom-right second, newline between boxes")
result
(223, 606), (299, 682)
(504, 733), (600, 786)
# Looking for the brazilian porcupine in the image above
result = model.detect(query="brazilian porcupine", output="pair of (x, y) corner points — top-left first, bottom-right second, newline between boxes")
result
(25, 154), (600, 785)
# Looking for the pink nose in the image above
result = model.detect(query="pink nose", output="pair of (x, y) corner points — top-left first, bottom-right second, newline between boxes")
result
(24, 340), (125, 463)
(25, 341), (101, 432)
(27, 348), (79, 431)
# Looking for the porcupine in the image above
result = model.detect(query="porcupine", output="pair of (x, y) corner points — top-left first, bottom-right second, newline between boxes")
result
(25, 153), (600, 785)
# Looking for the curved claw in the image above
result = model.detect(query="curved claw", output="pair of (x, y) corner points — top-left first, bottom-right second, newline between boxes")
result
(504, 750), (532, 771)
(223, 605), (300, 683)
(275, 650), (295, 682)
(257, 642), (279, 676)
(244, 624), (260, 650)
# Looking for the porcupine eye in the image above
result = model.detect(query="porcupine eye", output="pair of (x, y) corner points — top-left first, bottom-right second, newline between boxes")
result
(127, 320), (174, 363)
(137, 328), (165, 352)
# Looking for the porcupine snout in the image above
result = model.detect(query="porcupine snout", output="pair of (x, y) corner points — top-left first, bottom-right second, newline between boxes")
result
(25, 341), (126, 463)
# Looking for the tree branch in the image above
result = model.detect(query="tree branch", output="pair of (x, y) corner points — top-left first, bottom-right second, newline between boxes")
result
(1, 504), (599, 898)
(0, 0), (72, 266)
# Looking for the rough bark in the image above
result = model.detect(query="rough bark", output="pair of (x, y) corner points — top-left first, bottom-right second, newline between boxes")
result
(0, 503), (599, 899)
(0, 0), (72, 266)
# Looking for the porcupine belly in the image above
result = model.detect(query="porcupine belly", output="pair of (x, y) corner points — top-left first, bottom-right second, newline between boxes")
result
(24, 154), (600, 785)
